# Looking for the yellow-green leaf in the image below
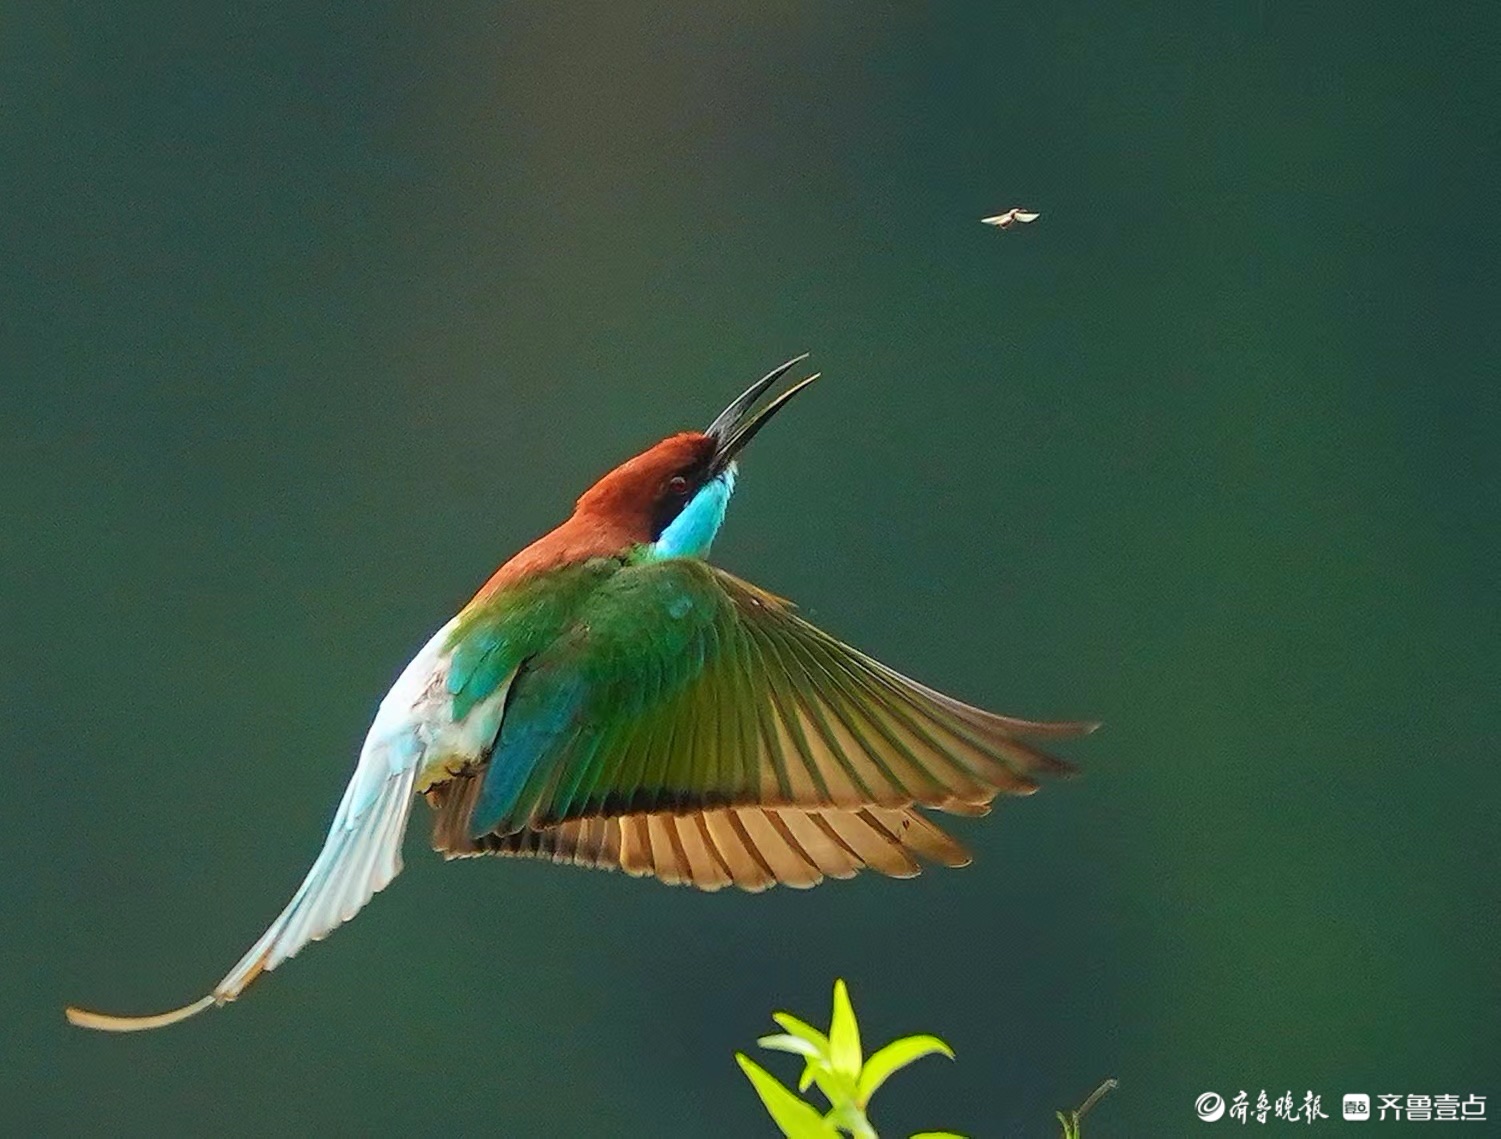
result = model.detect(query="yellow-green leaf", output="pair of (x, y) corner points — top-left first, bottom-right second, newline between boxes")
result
(855, 1034), (955, 1107)
(827, 979), (862, 1081)
(736, 1054), (839, 1139)
(773, 1011), (831, 1054)
(807, 1064), (845, 1105)
(758, 1033), (824, 1060)
(910, 1131), (968, 1138)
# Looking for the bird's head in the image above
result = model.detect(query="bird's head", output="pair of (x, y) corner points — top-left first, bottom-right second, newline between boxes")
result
(575, 355), (820, 558)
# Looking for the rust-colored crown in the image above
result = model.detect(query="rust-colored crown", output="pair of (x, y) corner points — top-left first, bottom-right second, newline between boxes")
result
(574, 432), (713, 521)
(470, 432), (715, 601)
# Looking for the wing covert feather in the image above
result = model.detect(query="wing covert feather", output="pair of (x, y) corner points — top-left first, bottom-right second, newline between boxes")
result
(453, 559), (1091, 845)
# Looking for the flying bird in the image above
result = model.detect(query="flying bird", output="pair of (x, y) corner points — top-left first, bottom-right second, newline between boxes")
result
(981, 208), (1041, 230)
(66, 356), (1095, 1032)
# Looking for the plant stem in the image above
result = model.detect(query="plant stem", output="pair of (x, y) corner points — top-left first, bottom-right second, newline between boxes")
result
(1076, 1079), (1118, 1121)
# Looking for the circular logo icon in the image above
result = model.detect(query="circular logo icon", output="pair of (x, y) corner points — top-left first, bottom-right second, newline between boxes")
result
(1196, 1092), (1226, 1121)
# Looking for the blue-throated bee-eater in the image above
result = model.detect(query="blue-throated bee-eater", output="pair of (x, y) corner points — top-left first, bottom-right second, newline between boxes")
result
(66, 355), (1095, 1031)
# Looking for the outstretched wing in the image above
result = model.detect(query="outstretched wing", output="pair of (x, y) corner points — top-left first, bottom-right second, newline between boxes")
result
(430, 559), (1092, 887)
(430, 788), (975, 892)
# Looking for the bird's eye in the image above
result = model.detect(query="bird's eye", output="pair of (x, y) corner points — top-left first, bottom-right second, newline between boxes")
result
(667, 476), (689, 496)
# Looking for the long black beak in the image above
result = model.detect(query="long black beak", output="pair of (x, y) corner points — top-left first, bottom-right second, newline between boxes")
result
(706, 354), (821, 472)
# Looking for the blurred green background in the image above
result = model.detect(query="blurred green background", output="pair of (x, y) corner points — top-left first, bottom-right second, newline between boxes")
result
(3, 3), (1496, 1135)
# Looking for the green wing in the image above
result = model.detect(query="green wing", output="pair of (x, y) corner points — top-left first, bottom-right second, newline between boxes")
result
(426, 558), (1093, 890)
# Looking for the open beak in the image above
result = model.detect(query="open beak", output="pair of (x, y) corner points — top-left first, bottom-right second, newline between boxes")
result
(705, 354), (821, 473)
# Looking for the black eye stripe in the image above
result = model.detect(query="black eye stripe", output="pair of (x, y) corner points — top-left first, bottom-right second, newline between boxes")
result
(649, 462), (711, 540)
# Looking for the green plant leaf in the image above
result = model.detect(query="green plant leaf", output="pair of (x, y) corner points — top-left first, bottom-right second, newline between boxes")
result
(773, 1011), (831, 1054)
(856, 1034), (955, 1107)
(736, 1054), (839, 1139)
(772, 1013), (834, 1095)
(758, 1033), (825, 1060)
(827, 1102), (879, 1139)
(910, 1132), (969, 1138)
(827, 979), (862, 1082)
(798, 1061), (817, 1094)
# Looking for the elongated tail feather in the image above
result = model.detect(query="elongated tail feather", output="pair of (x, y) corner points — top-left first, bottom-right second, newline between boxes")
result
(66, 622), (462, 1033)
(214, 766), (418, 999)
(64, 768), (417, 1032)
(63, 774), (417, 1032)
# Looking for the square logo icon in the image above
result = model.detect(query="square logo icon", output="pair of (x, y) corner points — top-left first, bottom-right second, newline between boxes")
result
(1344, 1094), (1371, 1120)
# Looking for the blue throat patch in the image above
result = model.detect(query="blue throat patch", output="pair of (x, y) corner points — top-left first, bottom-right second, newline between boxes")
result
(651, 465), (737, 559)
